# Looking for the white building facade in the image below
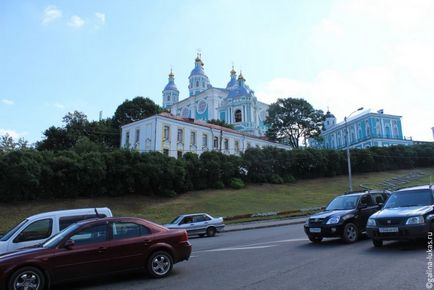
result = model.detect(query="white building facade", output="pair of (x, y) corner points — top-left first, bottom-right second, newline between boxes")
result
(121, 113), (290, 158)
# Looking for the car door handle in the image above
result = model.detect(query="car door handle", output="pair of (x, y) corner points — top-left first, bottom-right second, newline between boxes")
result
(204, 222), (208, 225)
(97, 247), (107, 253)
(190, 223), (195, 226)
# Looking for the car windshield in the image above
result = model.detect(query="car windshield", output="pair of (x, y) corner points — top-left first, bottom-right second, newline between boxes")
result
(326, 195), (359, 211)
(42, 223), (80, 249)
(170, 216), (182, 224)
(384, 189), (433, 209)
(0, 219), (28, 242)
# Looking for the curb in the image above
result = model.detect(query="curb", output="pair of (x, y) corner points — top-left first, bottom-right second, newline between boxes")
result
(222, 217), (307, 233)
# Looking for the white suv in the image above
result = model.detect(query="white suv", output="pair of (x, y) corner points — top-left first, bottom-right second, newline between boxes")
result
(0, 207), (112, 254)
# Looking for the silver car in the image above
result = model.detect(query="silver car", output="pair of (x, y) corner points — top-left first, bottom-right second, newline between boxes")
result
(164, 213), (225, 237)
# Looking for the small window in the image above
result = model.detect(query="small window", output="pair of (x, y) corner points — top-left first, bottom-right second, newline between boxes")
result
(177, 151), (183, 159)
(112, 222), (151, 240)
(196, 81), (199, 87)
(163, 126), (170, 140)
(202, 134), (208, 147)
(247, 142), (251, 149)
(70, 224), (107, 246)
(135, 128), (140, 148)
(235, 140), (240, 152)
(14, 219), (53, 243)
(163, 148), (169, 156)
(125, 131), (130, 147)
(235, 110), (242, 122)
(213, 137), (219, 149)
(167, 95), (170, 101)
(224, 139), (229, 150)
(191, 131), (196, 146)
(177, 128), (184, 143)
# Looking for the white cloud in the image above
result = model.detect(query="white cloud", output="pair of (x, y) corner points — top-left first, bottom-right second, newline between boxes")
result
(68, 15), (85, 28)
(53, 103), (65, 109)
(313, 18), (344, 38)
(1, 99), (14, 105)
(42, 5), (62, 24)
(0, 129), (27, 139)
(95, 12), (106, 25)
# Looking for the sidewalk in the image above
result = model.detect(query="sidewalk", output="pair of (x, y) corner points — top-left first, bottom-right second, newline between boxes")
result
(223, 216), (307, 232)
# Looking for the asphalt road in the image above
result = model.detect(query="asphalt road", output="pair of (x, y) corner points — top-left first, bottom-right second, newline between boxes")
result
(59, 224), (429, 290)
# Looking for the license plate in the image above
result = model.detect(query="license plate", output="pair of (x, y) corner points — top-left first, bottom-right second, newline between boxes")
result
(309, 228), (321, 233)
(379, 227), (399, 233)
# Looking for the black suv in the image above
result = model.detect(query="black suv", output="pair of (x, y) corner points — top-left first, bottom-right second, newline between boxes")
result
(304, 190), (390, 243)
(366, 185), (434, 247)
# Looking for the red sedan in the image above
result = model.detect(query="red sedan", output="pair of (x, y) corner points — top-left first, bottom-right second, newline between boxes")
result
(0, 217), (191, 290)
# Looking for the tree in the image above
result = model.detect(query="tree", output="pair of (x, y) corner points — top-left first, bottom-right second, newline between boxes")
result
(265, 98), (324, 148)
(113, 97), (162, 127)
(0, 134), (29, 152)
(207, 119), (235, 129)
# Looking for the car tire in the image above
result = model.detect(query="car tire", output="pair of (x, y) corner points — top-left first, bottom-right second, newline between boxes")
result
(308, 235), (323, 243)
(8, 266), (46, 290)
(147, 251), (173, 278)
(206, 227), (216, 237)
(372, 239), (383, 247)
(342, 223), (359, 243)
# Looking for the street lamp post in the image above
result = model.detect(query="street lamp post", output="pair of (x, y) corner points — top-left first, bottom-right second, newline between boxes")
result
(345, 107), (364, 192)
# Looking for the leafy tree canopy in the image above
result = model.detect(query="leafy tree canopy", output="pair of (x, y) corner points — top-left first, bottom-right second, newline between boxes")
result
(265, 97), (324, 148)
(113, 96), (163, 127)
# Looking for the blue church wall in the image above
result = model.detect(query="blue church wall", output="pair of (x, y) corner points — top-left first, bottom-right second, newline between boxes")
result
(195, 108), (208, 121)
(220, 111), (226, 122)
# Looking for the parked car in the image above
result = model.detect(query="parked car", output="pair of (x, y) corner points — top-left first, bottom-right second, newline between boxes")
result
(304, 190), (390, 243)
(367, 185), (434, 247)
(164, 213), (225, 237)
(0, 217), (191, 290)
(0, 208), (112, 254)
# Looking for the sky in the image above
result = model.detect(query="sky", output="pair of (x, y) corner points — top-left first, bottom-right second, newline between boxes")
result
(1, 0), (433, 143)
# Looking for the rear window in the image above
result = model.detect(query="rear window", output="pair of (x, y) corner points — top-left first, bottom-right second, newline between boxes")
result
(60, 214), (107, 230)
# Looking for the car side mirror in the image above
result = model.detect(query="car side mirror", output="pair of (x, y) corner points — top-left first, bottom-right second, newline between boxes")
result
(64, 239), (75, 249)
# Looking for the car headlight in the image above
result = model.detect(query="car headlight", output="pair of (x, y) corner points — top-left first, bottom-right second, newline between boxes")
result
(406, 216), (425, 225)
(326, 216), (340, 224)
(367, 218), (376, 227)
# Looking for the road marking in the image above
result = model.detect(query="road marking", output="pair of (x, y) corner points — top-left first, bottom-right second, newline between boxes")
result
(193, 238), (308, 254)
(201, 245), (276, 252)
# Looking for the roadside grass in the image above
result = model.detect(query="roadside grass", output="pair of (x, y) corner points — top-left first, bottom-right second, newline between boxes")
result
(0, 167), (433, 233)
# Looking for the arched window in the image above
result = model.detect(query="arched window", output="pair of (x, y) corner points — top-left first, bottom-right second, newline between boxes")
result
(235, 109), (242, 122)
(196, 80), (199, 87)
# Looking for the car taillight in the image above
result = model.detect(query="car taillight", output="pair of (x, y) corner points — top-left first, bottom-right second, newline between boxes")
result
(181, 230), (188, 242)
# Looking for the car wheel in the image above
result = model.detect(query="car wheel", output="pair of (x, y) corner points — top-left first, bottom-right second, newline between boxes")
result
(308, 235), (323, 243)
(372, 239), (383, 247)
(147, 251), (173, 278)
(342, 223), (359, 243)
(9, 266), (46, 290)
(206, 227), (216, 237)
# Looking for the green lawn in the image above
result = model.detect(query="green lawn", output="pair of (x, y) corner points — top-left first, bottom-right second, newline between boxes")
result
(1, 167), (433, 233)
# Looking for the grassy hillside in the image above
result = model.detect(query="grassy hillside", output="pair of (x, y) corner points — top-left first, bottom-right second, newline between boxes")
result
(0, 167), (433, 233)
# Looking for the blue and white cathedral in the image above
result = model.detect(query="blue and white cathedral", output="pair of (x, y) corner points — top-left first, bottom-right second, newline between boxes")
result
(162, 54), (269, 136)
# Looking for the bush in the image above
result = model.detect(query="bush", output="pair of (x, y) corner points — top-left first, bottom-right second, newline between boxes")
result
(214, 181), (225, 189)
(269, 174), (284, 184)
(230, 178), (245, 189)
